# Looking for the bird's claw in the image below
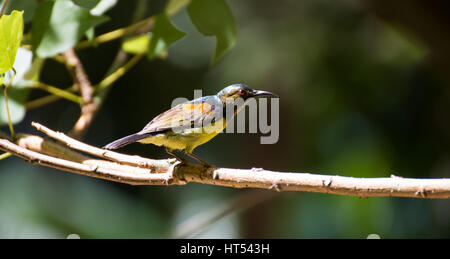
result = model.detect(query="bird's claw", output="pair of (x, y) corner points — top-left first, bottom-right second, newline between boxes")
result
(200, 162), (214, 168)
(179, 159), (195, 167)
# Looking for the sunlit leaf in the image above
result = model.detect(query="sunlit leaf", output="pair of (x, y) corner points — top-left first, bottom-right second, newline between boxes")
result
(147, 13), (185, 59)
(122, 34), (150, 54)
(187, 0), (236, 64)
(0, 10), (24, 74)
(31, 0), (109, 58)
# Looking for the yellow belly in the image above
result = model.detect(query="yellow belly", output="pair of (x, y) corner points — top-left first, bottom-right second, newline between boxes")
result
(138, 118), (225, 152)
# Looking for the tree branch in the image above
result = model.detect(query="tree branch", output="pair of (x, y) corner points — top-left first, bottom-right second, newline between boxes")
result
(31, 122), (172, 169)
(0, 136), (173, 185)
(14, 133), (165, 176)
(0, 122), (450, 199)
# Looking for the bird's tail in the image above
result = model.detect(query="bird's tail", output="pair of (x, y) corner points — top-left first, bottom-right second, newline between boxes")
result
(103, 133), (151, 150)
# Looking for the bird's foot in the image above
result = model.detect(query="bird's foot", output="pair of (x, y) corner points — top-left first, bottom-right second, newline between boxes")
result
(186, 152), (214, 168)
(166, 148), (194, 166)
(199, 161), (214, 168)
(179, 159), (195, 167)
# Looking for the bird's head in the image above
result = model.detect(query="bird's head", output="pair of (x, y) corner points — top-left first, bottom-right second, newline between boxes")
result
(216, 84), (277, 105)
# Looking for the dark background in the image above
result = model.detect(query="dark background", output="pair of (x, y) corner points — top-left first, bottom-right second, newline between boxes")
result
(1, 0), (450, 238)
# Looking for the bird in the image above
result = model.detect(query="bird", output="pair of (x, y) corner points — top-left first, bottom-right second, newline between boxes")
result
(103, 84), (277, 166)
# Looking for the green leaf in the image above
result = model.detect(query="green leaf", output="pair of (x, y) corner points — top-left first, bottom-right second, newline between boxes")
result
(76, 0), (117, 42)
(187, 0), (236, 64)
(0, 10), (24, 74)
(31, 0), (109, 58)
(0, 74), (4, 85)
(147, 13), (186, 59)
(122, 34), (150, 55)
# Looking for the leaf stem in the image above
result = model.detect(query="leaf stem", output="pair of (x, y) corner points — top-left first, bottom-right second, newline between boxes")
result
(95, 53), (144, 90)
(3, 68), (17, 141)
(76, 16), (155, 49)
(25, 87), (74, 110)
(25, 94), (61, 110)
(25, 86), (75, 110)
(29, 82), (83, 104)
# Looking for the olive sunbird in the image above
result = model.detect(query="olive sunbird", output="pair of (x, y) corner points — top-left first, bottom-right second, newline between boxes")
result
(103, 84), (277, 166)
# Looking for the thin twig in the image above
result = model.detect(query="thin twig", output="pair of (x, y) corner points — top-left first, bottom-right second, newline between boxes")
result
(25, 94), (62, 110)
(62, 48), (97, 139)
(63, 49), (94, 104)
(70, 102), (98, 139)
(1, 123), (450, 199)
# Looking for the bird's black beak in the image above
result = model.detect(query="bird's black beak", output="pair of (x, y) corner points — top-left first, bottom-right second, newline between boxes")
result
(252, 90), (278, 97)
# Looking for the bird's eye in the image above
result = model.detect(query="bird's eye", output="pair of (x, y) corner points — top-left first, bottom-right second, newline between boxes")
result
(238, 89), (245, 96)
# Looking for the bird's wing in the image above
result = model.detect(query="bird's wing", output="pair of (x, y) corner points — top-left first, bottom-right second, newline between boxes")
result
(140, 97), (222, 134)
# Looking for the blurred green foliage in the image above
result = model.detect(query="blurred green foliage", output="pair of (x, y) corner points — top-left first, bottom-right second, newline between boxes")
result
(148, 13), (185, 59)
(0, 0), (449, 238)
(31, 0), (109, 57)
(187, 0), (236, 64)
